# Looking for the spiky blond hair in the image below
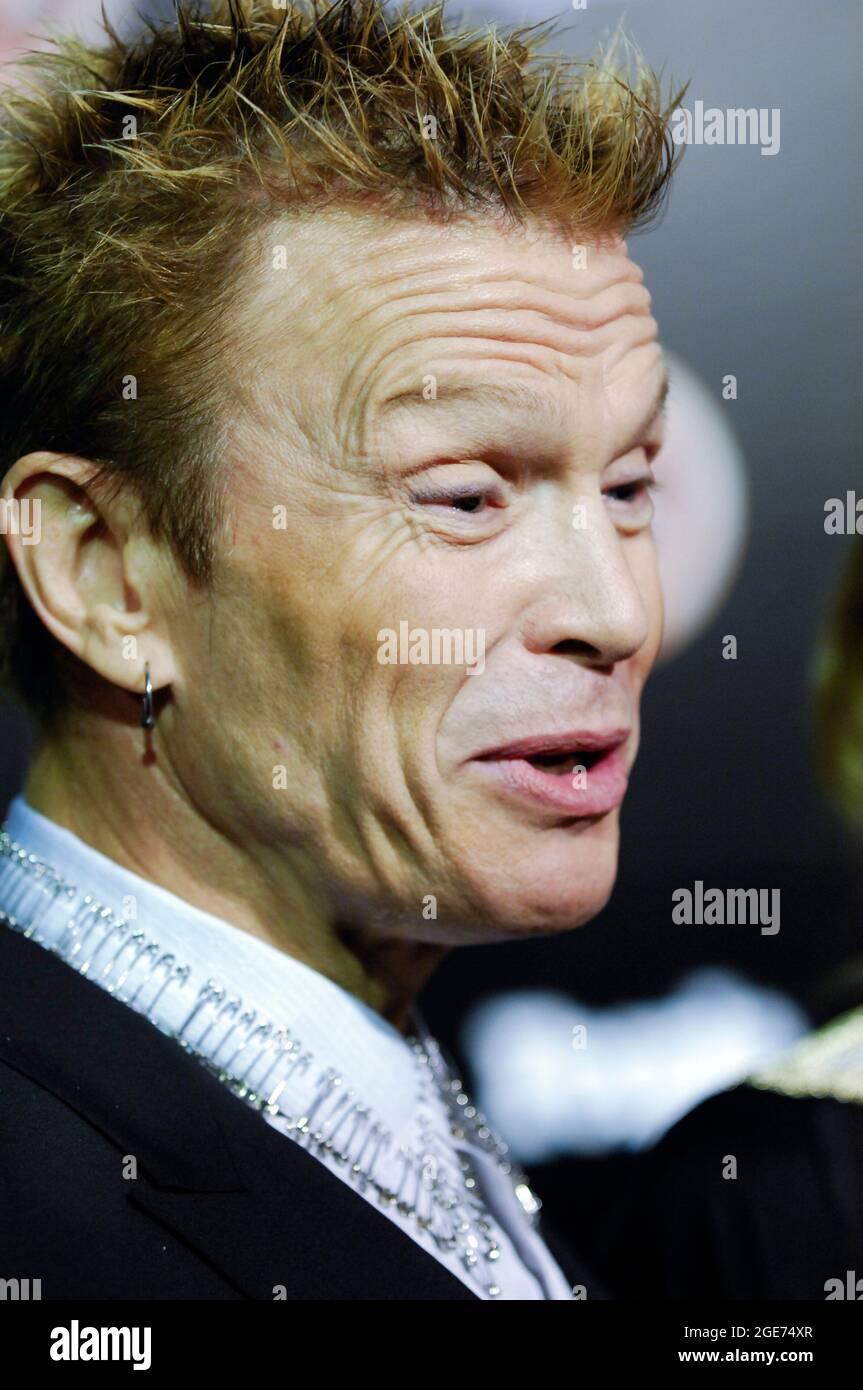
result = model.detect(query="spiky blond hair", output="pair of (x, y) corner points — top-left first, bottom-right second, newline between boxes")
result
(0, 0), (684, 724)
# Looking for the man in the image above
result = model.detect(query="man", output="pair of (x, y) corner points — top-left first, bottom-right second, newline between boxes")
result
(0, 0), (681, 1299)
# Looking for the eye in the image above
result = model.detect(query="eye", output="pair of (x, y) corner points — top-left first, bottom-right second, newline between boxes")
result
(407, 481), (504, 516)
(605, 478), (655, 505)
(602, 468), (658, 533)
(421, 490), (493, 513)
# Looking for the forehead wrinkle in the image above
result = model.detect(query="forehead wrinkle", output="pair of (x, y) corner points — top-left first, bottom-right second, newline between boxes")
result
(375, 364), (667, 461)
(272, 207), (643, 306)
(337, 272), (655, 361)
(263, 223), (655, 462)
(322, 247), (652, 376)
(349, 351), (568, 465)
(342, 303), (657, 460)
(377, 378), (557, 420)
(358, 355), (670, 476)
(245, 209), (648, 375)
(381, 366), (670, 428)
(361, 305), (656, 426)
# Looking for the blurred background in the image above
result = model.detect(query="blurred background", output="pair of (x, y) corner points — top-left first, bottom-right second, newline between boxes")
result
(2, 0), (861, 1261)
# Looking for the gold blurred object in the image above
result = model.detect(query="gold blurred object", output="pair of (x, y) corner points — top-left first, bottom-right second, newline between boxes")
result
(813, 537), (863, 834)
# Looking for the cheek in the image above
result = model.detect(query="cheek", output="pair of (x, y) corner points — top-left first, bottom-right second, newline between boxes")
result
(646, 566), (665, 657)
(631, 537), (664, 676)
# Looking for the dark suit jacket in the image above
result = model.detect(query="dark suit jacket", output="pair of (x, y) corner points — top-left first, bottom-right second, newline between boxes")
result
(599, 1081), (863, 1300)
(0, 926), (599, 1300)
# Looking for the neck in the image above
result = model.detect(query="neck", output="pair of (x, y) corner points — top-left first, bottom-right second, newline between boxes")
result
(23, 723), (447, 1036)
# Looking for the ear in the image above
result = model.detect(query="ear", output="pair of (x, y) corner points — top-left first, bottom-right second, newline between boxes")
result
(1, 451), (178, 696)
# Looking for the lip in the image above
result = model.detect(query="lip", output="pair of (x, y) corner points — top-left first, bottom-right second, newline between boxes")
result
(473, 728), (631, 762)
(470, 728), (631, 817)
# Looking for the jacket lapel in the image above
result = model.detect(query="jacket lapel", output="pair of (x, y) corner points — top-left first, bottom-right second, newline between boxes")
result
(0, 926), (479, 1300)
(128, 1126), (481, 1300)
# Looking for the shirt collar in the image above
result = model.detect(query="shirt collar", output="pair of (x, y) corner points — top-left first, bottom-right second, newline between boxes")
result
(0, 794), (421, 1137)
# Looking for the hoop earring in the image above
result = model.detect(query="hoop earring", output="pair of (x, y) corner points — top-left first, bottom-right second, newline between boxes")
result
(141, 662), (155, 730)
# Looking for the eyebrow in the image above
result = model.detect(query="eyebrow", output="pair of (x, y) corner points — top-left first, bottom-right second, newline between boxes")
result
(376, 368), (671, 445)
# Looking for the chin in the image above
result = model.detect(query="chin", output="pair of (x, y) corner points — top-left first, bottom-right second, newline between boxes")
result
(440, 812), (622, 942)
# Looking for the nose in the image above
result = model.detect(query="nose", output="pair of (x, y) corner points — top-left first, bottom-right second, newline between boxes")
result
(519, 507), (652, 670)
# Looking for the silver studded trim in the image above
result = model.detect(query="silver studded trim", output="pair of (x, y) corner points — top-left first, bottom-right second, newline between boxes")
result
(0, 826), (543, 1297)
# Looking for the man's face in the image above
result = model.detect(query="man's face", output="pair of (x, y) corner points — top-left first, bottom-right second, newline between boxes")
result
(166, 209), (666, 943)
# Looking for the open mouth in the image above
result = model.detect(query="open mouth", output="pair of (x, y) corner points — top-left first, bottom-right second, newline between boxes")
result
(518, 748), (606, 776)
(471, 730), (631, 816)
